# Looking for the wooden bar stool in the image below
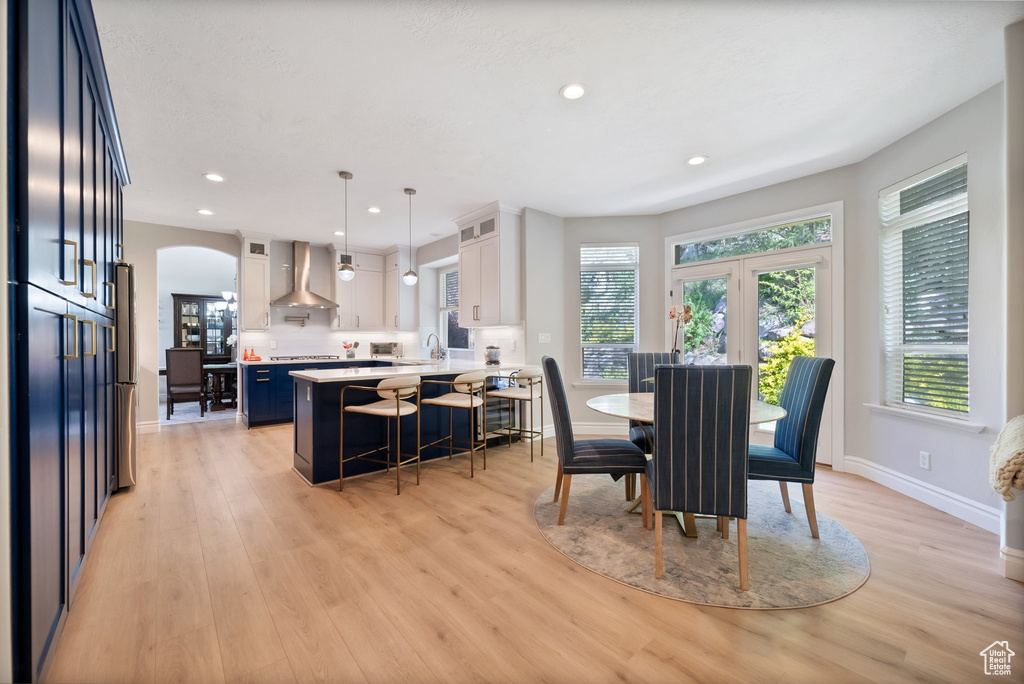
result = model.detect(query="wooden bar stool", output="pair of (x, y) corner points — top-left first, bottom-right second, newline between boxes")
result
(420, 371), (487, 477)
(488, 367), (544, 461)
(339, 375), (421, 494)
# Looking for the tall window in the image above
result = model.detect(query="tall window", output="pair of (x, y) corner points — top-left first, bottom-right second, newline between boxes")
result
(439, 268), (472, 349)
(580, 244), (639, 380)
(880, 159), (969, 415)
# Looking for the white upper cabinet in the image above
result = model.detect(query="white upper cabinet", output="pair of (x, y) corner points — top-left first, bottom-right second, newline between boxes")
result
(326, 243), (391, 331)
(240, 235), (272, 331)
(385, 248), (417, 332)
(456, 203), (520, 327)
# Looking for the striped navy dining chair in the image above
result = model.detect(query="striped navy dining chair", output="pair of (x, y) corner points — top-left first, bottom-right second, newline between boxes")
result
(646, 364), (753, 590)
(542, 356), (650, 527)
(748, 356), (835, 538)
(627, 352), (678, 453)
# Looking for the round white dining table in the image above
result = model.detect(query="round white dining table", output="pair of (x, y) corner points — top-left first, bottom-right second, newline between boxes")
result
(585, 392), (787, 538)
(586, 392), (787, 425)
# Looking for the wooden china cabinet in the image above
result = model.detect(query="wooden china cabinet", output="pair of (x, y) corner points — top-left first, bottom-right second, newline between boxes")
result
(172, 293), (234, 363)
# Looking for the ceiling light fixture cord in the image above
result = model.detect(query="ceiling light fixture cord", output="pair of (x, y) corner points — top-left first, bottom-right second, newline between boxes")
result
(402, 188), (418, 286)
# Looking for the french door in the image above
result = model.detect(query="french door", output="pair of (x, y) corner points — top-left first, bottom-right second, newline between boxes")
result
(671, 245), (833, 463)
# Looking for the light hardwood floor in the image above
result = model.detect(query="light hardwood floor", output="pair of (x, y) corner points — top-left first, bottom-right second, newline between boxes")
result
(46, 418), (1024, 683)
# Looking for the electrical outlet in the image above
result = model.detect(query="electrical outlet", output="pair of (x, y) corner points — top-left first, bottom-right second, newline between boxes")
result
(919, 451), (931, 471)
(538, 333), (551, 344)
(270, 340), (277, 349)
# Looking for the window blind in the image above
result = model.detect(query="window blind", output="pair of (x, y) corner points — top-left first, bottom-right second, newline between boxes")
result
(580, 244), (639, 380)
(880, 161), (969, 415)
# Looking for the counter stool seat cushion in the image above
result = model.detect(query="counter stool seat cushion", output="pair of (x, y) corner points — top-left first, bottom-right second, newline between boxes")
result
(345, 399), (418, 417)
(172, 383), (204, 394)
(488, 386), (538, 401)
(629, 425), (655, 453)
(422, 392), (484, 409)
(747, 444), (808, 481)
(563, 439), (646, 475)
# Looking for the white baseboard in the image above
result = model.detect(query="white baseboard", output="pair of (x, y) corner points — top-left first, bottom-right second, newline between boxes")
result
(1000, 546), (1024, 583)
(137, 421), (161, 434)
(571, 421), (628, 437)
(844, 455), (1000, 534)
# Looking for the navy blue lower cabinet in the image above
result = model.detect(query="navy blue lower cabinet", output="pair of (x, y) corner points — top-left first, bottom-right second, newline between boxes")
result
(242, 360), (388, 428)
(14, 284), (70, 683)
(293, 373), (474, 485)
(241, 366), (275, 426)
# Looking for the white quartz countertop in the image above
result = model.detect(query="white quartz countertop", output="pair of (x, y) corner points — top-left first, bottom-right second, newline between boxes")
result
(238, 357), (427, 366)
(289, 360), (523, 383)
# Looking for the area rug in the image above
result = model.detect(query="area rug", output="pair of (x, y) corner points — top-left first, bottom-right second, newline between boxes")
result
(534, 477), (869, 609)
(159, 400), (236, 426)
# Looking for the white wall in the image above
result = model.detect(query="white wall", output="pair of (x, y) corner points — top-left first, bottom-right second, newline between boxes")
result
(556, 86), (1007, 528)
(125, 220), (241, 429)
(1002, 20), (1024, 579)
(848, 84), (1005, 519)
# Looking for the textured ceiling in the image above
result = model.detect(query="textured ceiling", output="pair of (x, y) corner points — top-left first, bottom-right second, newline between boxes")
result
(93, 0), (1024, 248)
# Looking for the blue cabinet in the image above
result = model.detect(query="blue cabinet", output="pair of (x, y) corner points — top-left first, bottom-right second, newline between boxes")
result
(11, 0), (128, 680)
(241, 361), (385, 428)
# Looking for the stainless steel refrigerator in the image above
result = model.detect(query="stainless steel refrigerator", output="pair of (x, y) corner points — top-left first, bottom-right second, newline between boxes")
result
(114, 261), (138, 488)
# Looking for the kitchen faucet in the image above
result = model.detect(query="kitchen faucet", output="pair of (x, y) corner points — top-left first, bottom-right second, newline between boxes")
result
(426, 333), (445, 361)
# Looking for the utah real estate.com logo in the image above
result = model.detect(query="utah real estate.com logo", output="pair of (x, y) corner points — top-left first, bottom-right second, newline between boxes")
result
(980, 641), (1014, 676)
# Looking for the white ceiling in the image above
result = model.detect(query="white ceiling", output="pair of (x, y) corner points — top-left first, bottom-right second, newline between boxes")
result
(94, 0), (1024, 248)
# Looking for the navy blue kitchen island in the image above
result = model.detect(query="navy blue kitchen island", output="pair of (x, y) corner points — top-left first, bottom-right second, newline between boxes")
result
(289, 362), (520, 485)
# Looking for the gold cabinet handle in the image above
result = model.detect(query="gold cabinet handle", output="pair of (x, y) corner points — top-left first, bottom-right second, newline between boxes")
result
(61, 240), (78, 286)
(104, 281), (115, 310)
(356, 315), (360, 327)
(104, 324), (115, 353)
(83, 319), (97, 356)
(256, 378), (270, 382)
(116, 243), (124, 262)
(64, 314), (79, 359)
(82, 259), (96, 298)
(265, 311), (269, 326)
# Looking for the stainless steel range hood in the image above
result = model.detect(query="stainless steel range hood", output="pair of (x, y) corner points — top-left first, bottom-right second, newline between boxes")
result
(270, 241), (337, 309)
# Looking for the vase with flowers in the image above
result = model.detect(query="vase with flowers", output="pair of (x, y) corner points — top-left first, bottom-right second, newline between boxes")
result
(668, 304), (692, 355)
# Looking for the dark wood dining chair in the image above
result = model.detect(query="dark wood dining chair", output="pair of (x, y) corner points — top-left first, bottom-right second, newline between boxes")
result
(647, 364), (753, 590)
(748, 356), (835, 538)
(165, 348), (207, 419)
(542, 356), (650, 527)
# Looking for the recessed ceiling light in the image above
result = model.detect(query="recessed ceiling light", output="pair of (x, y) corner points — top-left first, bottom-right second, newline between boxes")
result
(687, 155), (709, 166)
(367, 207), (381, 214)
(203, 173), (225, 182)
(197, 209), (214, 215)
(333, 231), (345, 236)
(559, 83), (586, 100)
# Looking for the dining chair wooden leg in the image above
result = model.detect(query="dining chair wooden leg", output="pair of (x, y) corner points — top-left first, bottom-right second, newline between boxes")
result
(737, 518), (749, 591)
(553, 462), (563, 502)
(779, 481), (792, 513)
(625, 473), (635, 501)
(639, 474), (652, 530)
(717, 516), (725, 537)
(721, 517), (729, 540)
(557, 474), (572, 525)
(654, 511), (664, 579)
(682, 512), (697, 538)
(802, 483), (819, 539)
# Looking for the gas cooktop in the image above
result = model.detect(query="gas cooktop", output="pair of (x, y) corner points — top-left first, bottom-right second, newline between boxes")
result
(269, 355), (341, 361)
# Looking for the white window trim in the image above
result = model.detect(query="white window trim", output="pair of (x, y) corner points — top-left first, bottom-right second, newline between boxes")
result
(580, 242), (640, 383)
(439, 266), (472, 350)
(878, 154), (969, 421)
(662, 201), (845, 473)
